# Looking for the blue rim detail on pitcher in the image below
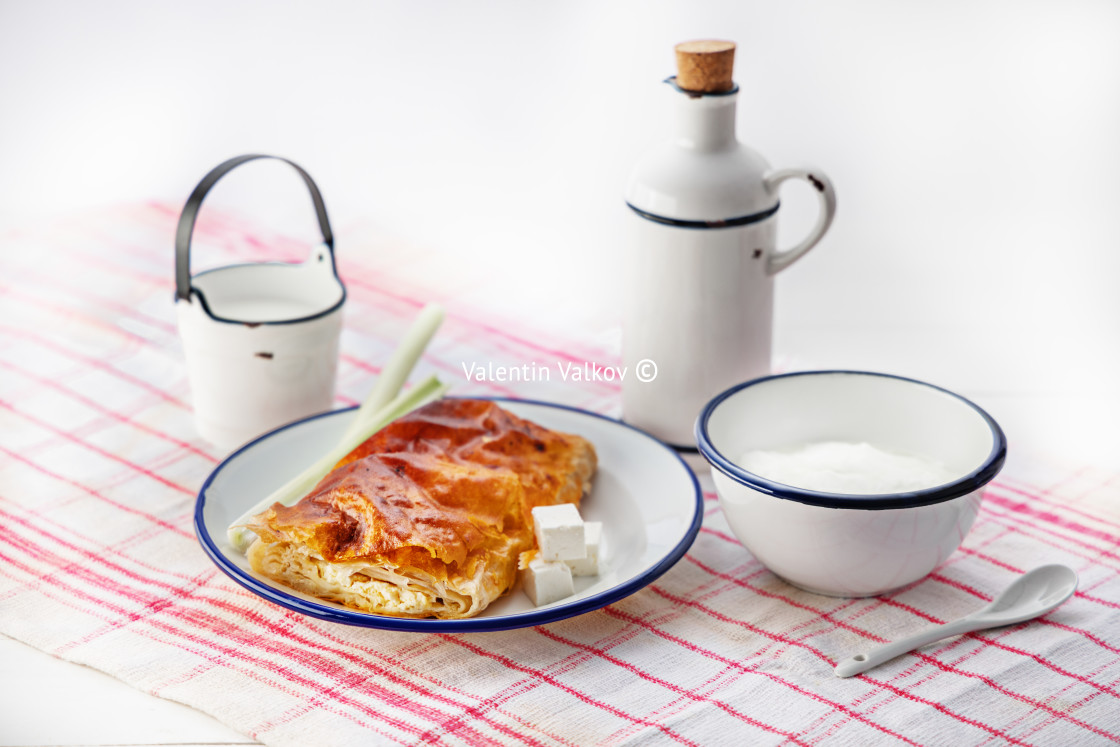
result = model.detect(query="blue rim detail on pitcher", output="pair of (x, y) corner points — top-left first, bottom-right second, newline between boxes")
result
(626, 201), (780, 230)
(694, 370), (1008, 511)
(194, 397), (704, 632)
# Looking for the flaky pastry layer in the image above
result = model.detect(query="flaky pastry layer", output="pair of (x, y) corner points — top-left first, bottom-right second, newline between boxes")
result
(245, 399), (597, 619)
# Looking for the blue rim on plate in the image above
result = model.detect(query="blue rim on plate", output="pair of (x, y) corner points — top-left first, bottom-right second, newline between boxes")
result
(194, 397), (703, 632)
(694, 370), (1007, 511)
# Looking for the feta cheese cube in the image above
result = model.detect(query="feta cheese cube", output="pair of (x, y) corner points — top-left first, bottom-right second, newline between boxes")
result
(532, 504), (586, 561)
(522, 558), (574, 606)
(565, 521), (602, 577)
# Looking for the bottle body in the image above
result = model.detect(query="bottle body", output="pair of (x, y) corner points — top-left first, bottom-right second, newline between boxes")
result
(623, 83), (836, 449)
(623, 213), (777, 447)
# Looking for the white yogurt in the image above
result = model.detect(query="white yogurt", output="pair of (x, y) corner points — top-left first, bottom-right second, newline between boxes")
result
(210, 298), (326, 323)
(739, 441), (956, 495)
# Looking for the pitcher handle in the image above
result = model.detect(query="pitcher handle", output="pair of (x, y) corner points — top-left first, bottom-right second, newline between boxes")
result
(763, 168), (836, 275)
(175, 154), (334, 301)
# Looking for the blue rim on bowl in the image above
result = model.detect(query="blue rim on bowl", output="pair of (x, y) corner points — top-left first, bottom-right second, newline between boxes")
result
(694, 370), (1007, 511)
(194, 397), (704, 632)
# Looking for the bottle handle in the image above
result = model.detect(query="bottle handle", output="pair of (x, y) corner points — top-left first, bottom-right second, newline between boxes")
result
(175, 154), (334, 301)
(763, 168), (836, 276)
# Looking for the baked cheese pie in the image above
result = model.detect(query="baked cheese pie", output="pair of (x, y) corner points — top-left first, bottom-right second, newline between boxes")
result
(245, 399), (597, 619)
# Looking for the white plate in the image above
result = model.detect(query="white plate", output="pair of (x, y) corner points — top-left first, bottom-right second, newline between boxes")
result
(194, 398), (703, 632)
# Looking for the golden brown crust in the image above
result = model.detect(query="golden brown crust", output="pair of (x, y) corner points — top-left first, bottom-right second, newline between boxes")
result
(246, 399), (597, 619)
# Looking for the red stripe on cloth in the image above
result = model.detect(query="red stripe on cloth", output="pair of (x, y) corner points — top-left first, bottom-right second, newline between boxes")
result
(339, 353), (382, 376)
(1072, 590), (1120, 612)
(645, 584), (1119, 743)
(930, 569), (1030, 600)
(956, 545), (1023, 574)
(335, 392), (360, 407)
(912, 609), (1120, 706)
(5, 260), (178, 333)
(701, 482), (1120, 579)
(702, 497), (1120, 666)
(441, 635), (701, 746)
(0, 400), (195, 496)
(220, 621), (546, 747)
(685, 555), (882, 640)
(343, 274), (619, 379)
(420, 661), (557, 745)
(0, 324), (192, 410)
(36, 236), (171, 288)
(120, 613), (411, 742)
(524, 617), (665, 745)
(15, 220), (610, 412)
(602, 607), (923, 747)
(0, 507), (212, 602)
(979, 500), (1120, 574)
(0, 359), (215, 464)
(56, 220), (616, 398)
(696, 531), (1120, 732)
(343, 327), (527, 398)
(1015, 664), (1120, 745)
(0, 284), (166, 348)
(0, 445), (193, 538)
(687, 555), (1120, 703)
(850, 676), (1037, 745)
(198, 610), (538, 747)
(959, 545), (1120, 612)
(994, 477), (1120, 529)
(0, 498), (205, 587)
(879, 581), (1120, 668)
(0, 529), (493, 745)
(807, 676), (901, 744)
(9, 203), (1119, 745)
(927, 573), (1120, 683)
(337, 289), (620, 400)
(698, 526), (743, 545)
(597, 607), (749, 744)
(320, 630), (577, 747)
(984, 489), (1120, 547)
(534, 626), (809, 745)
(0, 510), (538, 746)
(8, 256), (342, 415)
(972, 627), (1120, 702)
(999, 466), (1094, 496)
(0, 548), (400, 743)
(30, 201), (622, 368)
(1037, 619), (1120, 657)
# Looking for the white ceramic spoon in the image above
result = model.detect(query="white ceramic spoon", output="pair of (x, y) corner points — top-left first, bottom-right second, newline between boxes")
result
(834, 564), (1078, 678)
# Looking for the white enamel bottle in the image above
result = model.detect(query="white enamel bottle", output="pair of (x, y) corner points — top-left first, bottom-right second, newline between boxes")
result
(622, 40), (837, 451)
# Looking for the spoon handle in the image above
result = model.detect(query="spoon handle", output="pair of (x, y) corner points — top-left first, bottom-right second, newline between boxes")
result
(834, 617), (988, 678)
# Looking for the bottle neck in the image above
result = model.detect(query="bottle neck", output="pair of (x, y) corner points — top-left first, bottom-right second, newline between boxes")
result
(674, 92), (738, 151)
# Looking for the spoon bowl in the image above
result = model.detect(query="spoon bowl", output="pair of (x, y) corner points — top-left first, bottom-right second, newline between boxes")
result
(975, 563), (1079, 624)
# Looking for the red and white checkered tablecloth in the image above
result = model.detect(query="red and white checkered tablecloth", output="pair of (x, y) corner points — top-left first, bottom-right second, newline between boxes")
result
(2, 203), (1119, 746)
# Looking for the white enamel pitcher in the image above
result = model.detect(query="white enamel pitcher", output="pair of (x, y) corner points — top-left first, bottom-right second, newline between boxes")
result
(623, 77), (837, 451)
(175, 154), (346, 449)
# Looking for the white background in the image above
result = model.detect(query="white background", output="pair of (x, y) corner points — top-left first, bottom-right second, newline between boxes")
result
(3, 0), (1118, 468)
(1, 2), (1118, 743)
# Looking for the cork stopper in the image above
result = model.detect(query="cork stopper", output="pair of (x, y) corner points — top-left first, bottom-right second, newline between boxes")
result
(674, 40), (736, 93)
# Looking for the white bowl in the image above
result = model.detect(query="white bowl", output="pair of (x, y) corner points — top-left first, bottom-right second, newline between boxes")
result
(695, 371), (1006, 597)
